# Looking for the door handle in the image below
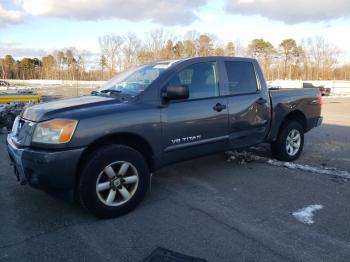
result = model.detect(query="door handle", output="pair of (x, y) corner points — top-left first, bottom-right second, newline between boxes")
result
(213, 103), (227, 112)
(256, 98), (267, 105)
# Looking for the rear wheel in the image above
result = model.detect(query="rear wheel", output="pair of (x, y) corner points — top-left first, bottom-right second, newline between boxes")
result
(78, 145), (150, 218)
(271, 120), (304, 162)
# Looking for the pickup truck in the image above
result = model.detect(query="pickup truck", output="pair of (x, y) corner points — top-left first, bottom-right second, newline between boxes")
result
(7, 57), (322, 218)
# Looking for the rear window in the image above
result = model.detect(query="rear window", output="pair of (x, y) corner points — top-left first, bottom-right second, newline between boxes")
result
(225, 61), (258, 95)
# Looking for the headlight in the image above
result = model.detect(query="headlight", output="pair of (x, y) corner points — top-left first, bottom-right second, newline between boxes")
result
(32, 119), (78, 144)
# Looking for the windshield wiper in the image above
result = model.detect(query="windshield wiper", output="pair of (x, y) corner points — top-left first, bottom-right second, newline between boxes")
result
(91, 89), (122, 96)
(92, 89), (135, 101)
(99, 89), (122, 94)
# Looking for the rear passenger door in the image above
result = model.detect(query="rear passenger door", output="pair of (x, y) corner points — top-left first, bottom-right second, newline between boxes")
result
(161, 61), (229, 165)
(223, 60), (270, 148)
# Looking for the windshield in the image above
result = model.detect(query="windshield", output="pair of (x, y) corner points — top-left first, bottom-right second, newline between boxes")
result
(97, 63), (169, 96)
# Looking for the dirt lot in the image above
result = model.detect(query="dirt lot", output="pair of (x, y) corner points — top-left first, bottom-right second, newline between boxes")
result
(0, 96), (349, 261)
(36, 85), (96, 102)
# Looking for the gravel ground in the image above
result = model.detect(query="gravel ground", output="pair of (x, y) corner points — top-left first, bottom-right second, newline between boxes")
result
(0, 96), (349, 262)
(37, 86), (96, 102)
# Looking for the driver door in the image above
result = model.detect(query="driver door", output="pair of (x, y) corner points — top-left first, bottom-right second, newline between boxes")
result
(161, 61), (229, 165)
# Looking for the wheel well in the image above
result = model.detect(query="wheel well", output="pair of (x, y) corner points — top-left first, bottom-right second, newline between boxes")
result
(78, 133), (155, 175)
(281, 110), (307, 131)
(73, 133), (155, 201)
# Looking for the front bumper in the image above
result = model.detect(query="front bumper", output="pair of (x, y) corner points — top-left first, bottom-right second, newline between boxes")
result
(6, 135), (85, 192)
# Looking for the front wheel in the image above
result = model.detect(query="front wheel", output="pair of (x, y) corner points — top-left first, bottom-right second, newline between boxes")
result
(78, 145), (150, 218)
(271, 120), (304, 162)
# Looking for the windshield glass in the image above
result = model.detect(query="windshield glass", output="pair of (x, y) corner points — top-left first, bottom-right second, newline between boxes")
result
(97, 63), (169, 96)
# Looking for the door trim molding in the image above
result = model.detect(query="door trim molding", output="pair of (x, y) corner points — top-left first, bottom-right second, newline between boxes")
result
(164, 135), (229, 152)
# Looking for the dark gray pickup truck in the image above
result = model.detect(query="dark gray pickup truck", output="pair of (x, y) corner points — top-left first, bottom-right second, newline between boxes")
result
(7, 57), (322, 218)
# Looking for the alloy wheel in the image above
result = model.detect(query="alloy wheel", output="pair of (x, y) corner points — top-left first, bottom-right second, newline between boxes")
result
(96, 161), (139, 206)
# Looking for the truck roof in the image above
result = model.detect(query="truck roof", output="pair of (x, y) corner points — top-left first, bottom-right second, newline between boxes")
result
(153, 56), (257, 68)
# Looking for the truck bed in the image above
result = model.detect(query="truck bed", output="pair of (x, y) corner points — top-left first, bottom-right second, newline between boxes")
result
(267, 87), (322, 140)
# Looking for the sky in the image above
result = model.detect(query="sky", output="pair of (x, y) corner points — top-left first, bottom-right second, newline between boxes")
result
(0, 0), (350, 63)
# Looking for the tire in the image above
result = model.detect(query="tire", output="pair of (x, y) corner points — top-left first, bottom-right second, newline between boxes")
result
(271, 120), (304, 162)
(78, 145), (150, 218)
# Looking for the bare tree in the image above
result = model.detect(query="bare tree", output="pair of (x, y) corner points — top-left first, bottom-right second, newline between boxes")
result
(184, 30), (200, 42)
(183, 40), (196, 57)
(2, 31), (349, 81)
(145, 29), (169, 60)
(65, 49), (76, 80)
(122, 33), (141, 69)
(225, 42), (235, 56)
(174, 41), (185, 58)
(100, 55), (107, 80)
(137, 49), (154, 64)
(42, 55), (56, 79)
(55, 51), (65, 79)
(99, 34), (124, 76)
(248, 39), (275, 79)
(234, 40), (247, 56)
(279, 39), (301, 79)
(306, 36), (340, 79)
(159, 40), (175, 59)
(1, 55), (15, 79)
(196, 34), (214, 56)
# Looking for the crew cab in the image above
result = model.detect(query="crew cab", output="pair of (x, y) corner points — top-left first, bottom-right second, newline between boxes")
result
(7, 57), (322, 218)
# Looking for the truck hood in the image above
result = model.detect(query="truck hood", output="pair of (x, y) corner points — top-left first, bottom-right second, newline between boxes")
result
(21, 95), (123, 122)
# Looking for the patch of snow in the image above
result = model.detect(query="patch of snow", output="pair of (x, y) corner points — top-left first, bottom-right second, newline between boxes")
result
(225, 150), (350, 180)
(225, 150), (266, 164)
(267, 159), (350, 179)
(0, 102), (31, 129)
(293, 205), (323, 225)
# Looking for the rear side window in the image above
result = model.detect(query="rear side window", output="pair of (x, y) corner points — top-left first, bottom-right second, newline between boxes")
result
(168, 62), (219, 100)
(225, 61), (258, 95)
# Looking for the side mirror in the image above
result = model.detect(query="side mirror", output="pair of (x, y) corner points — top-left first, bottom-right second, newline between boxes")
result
(162, 85), (189, 101)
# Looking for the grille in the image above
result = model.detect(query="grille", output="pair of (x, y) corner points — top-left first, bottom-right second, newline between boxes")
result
(11, 117), (35, 146)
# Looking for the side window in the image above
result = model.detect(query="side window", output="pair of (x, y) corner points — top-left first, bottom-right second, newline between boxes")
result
(225, 61), (258, 95)
(168, 62), (219, 100)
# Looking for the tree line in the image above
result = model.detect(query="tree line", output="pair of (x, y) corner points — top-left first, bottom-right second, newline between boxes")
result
(1, 30), (349, 81)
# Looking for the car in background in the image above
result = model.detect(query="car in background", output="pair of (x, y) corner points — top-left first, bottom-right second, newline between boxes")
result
(0, 80), (10, 87)
(303, 82), (331, 96)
